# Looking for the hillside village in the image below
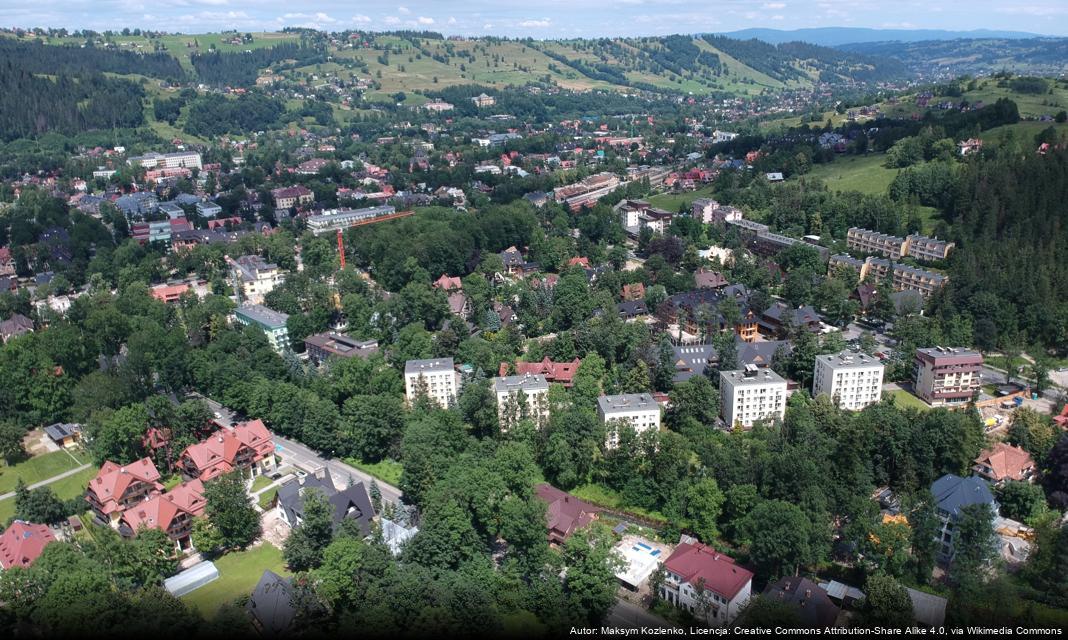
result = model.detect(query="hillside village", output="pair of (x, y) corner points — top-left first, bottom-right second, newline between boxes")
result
(0, 23), (1067, 639)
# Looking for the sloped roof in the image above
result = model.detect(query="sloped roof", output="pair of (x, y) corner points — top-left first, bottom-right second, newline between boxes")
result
(763, 577), (839, 628)
(87, 458), (163, 514)
(662, 541), (753, 600)
(181, 420), (273, 481)
(974, 443), (1035, 483)
(931, 474), (996, 520)
(0, 520), (55, 569)
(535, 483), (600, 543)
(247, 570), (295, 636)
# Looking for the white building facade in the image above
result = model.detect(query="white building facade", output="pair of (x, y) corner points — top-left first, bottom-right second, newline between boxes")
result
(597, 393), (661, 448)
(404, 358), (458, 408)
(720, 366), (787, 428)
(492, 374), (550, 431)
(812, 351), (885, 411)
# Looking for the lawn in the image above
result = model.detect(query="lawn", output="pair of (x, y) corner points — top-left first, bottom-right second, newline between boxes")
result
(569, 483), (668, 524)
(343, 458), (403, 487)
(886, 389), (932, 412)
(249, 475), (273, 494)
(0, 464), (98, 523)
(181, 543), (287, 617)
(0, 449), (86, 495)
(646, 185), (718, 213)
(800, 154), (899, 196)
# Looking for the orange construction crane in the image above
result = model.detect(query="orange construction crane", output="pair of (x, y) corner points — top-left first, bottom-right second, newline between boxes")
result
(337, 229), (346, 270)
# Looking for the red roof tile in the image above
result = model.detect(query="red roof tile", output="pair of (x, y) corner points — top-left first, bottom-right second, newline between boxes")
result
(87, 458), (163, 515)
(662, 541), (753, 600)
(0, 521), (55, 569)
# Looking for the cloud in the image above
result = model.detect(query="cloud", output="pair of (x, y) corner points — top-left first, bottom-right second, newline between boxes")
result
(352, 14), (371, 23)
(518, 19), (551, 28)
(397, 6), (410, 14)
(383, 15), (401, 25)
(772, 14), (784, 20)
(417, 16), (434, 25)
(763, 2), (787, 8)
(447, 16), (457, 25)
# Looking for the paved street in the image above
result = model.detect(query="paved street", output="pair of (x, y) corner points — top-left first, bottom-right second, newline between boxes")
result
(605, 600), (678, 630)
(273, 434), (403, 506)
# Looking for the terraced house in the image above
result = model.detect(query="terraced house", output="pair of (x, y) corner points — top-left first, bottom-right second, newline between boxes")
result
(85, 457), (164, 526)
(178, 419), (276, 482)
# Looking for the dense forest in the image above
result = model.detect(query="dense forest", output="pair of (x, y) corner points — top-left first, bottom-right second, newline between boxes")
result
(182, 93), (287, 136)
(0, 38), (184, 80)
(190, 42), (325, 86)
(0, 66), (145, 141)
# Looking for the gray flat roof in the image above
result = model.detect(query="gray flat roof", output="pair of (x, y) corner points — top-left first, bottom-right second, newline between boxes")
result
(720, 367), (787, 386)
(598, 393), (657, 414)
(405, 358), (454, 374)
(816, 350), (884, 369)
(493, 374), (549, 393)
(235, 304), (289, 328)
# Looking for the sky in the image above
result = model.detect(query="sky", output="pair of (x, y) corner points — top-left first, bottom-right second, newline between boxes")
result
(2, 0), (1066, 38)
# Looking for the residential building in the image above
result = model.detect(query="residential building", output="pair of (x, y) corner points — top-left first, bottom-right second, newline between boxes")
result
(304, 333), (379, 365)
(404, 358), (458, 408)
(0, 521), (56, 569)
(446, 291), (472, 319)
(763, 577), (840, 628)
(306, 205), (397, 235)
(958, 138), (983, 155)
(231, 255), (284, 305)
(720, 365), (787, 429)
(692, 199), (742, 225)
(846, 227), (954, 262)
(493, 374), (550, 431)
(423, 100), (454, 112)
(694, 269), (729, 289)
(115, 192), (159, 218)
(85, 458), (164, 525)
(276, 472), (376, 536)
(931, 474), (998, 562)
(196, 200), (223, 218)
(534, 483), (601, 545)
(914, 347), (982, 407)
(973, 443), (1036, 485)
(757, 302), (822, 338)
(812, 350), (885, 411)
(0, 246), (13, 276)
(597, 393), (661, 448)
(499, 357), (582, 387)
(178, 419), (276, 482)
(471, 93), (496, 107)
(131, 218), (192, 244)
(271, 185), (315, 209)
(829, 254), (947, 297)
(234, 304), (290, 353)
(432, 274), (463, 292)
(127, 151), (202, 170)
(0, 313), (34, 343)
(659, 540), (753, 626)
(621, 282), (646, 301)
(150, 283), (190, 304)
(553, 172), (621, 211)
(117, 479), (206, 551)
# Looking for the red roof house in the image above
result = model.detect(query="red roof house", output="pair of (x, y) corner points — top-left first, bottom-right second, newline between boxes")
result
(0, 520), (56, 569)
(433, 274), (463, 292)
(85, 458), (164, 524)
(534, 483), (601, 545)
(500, 357), (582, 387)
(659, 541), (754, 625)
(973, 442), (1036, 484)
(118, 479), (206, 549)
(179, 419), (275, 481)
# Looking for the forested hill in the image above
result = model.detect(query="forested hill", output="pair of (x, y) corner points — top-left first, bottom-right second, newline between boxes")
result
(838, 38), (1068, 77)
(0, 38), (184, 80)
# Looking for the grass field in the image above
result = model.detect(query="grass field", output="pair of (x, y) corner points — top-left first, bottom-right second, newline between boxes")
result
(343, 458), (403, 487)
(249, 475), (273, 494)
(887, 389), (932, 412)
(962, 79), (1068, 119)
(0, 449), (86, 495)
(0, 464), (98, 523)
(570, 483), (668, 524)
(646, 185), (718, 213)
(981, 121), (1068, 147)
(800, 154), (899, 196)
(182, 543), (287, 617)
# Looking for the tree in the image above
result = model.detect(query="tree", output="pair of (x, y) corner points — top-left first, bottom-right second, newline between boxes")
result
(86, 403), (150, 465)
(13, 479), (68, 524)
(1008, 408), (1057, 461)
(1041, 434), (1068, 509)
(284, 489), (335, 571)
(996, 480), (1047, 523)
(683, 477), (724, 543)
(562, 523), (623, 625)
(403, 498), (482, 570)
(861, 574), (913, 626)
(739, 500), (814, 579)
(202, 471), (260, 551)
(0, 420), (27, 463)
(948, 503), (998, 595)
(340, 394), (405, 462)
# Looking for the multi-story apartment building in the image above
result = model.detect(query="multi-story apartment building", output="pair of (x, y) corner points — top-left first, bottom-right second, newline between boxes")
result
(597, 393), (661, 449)
(306, 205), (397, 235)
(829, 254), (948, 297)
(304, 333), (379, 366)
(179, 419), (276, 482)
(692, 198), (742, 225)
(914, 347), (983, 406)
(234, 304), (290, 353)
(271, 185), (315, 209)
(117, 479), (206, 552)
(127, 151), (203, 170)
(720, 366), (787, 428)
(405, 358), (459, 408)
(846, 227), (955, 262)
(231, 255), (284, 305)
(931, 474), (997, 563)
(659, 540), (753, 626)
(812, 350), (885, 411)
(85, 457), (164, 525)
(492, 374), (550, 431)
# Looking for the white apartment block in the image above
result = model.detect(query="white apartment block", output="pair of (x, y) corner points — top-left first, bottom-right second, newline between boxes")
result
(720, 366), (787, 428)
(492, 374), (550, 431)
(597, 393), (661, 449)
(813, 350), (885, 411)
(127, 151), (203, 170)
(404, 358), (458, 408)
(846, 227), (954, 263)
(231, 255), (284, 305)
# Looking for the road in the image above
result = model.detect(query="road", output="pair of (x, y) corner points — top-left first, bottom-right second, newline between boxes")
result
(605, 600), (678, 630)
(0, 463), (92, 501)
